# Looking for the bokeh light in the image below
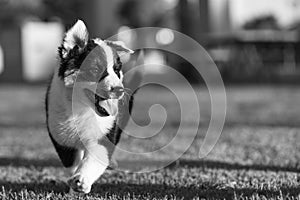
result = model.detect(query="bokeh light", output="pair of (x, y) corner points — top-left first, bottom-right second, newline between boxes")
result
(155, 28), (175, 45)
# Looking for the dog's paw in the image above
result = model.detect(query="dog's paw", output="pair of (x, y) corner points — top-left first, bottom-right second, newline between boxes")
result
(68, 174), (91, 194)
(107, 158), (118, 169)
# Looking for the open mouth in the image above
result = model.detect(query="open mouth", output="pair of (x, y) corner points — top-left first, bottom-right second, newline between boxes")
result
(84, 89), (110, 117)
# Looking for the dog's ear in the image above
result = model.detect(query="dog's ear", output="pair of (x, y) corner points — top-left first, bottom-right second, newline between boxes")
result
(61, 20), (89, 58)
(105, 40), (134, 54)
(58, 20), (88, 87)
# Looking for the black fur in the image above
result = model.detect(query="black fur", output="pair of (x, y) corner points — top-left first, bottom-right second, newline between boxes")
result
(113, 57), (122, 78)
(99, 69), (109, 82)
(58, 40), (98, 79)
(106, 121), (120, 145)
(48, 130), (78, 168)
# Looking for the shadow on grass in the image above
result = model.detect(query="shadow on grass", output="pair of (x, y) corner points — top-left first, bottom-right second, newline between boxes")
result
(117, 159), (300, 173)
(0, 181), (69, 193)
(167, 159), (300, 173)
(1, 181), (299, 199)
(92, 183), (300, 199)
(0, 157), (62, 168)
(0, 157), (299, 173)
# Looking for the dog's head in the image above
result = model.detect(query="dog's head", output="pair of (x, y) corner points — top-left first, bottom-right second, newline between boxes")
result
(58, 20), (133, 116)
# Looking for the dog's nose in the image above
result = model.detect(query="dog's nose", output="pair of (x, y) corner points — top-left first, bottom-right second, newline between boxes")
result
(111, 86), (124, 97)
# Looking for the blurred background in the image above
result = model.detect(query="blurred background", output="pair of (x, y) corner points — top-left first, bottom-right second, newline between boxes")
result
(1, 0), (300, 83)
(1, 0), (300, 158)
(0, 2), (300, 198)
(0, 0), (300, 169)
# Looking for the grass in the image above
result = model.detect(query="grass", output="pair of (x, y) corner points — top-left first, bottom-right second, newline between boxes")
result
(0, 84), (299, 199)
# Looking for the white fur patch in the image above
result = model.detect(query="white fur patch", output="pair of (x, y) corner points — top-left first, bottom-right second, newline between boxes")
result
(63, 20), (89, 57)
(47, 68), (116, 148)
(93, 39), (123, 90)
(93, 39), (114, 68)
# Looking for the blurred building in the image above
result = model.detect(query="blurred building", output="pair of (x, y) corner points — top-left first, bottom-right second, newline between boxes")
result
(1, 0), (300, 83)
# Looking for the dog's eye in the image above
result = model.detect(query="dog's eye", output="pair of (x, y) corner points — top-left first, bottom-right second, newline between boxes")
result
(113, 59), (122, 78)
(113, 63), (121, 72)
(99, 70), (109, 82)
(113, 67), (121, 79)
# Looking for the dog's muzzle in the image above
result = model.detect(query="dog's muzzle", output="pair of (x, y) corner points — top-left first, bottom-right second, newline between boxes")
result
(84, 88), (121, 116)
(110, 86), (124, 99)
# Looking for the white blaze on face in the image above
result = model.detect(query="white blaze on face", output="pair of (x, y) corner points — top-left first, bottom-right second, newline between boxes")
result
(93, 39), (123, 90)
(93, 39), (123, 116)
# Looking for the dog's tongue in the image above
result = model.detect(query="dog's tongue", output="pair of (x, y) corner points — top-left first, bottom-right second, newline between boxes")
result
(99, 99), (118, 116)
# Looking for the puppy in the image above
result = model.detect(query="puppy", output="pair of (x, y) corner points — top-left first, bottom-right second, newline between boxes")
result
(45, 20), (135, 193)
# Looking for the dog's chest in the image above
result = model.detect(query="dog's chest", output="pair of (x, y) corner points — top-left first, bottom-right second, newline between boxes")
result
(49, 106), (116, 147)
(47, 79), (117, 147)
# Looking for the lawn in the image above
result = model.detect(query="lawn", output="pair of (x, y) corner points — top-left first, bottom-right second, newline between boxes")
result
(0, 84), (299, 199)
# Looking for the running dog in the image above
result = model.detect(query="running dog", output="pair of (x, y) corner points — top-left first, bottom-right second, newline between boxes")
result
(45, 20), (135, 193)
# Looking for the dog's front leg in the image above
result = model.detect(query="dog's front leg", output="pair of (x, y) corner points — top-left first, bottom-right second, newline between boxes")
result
(68, 141), (110, 193)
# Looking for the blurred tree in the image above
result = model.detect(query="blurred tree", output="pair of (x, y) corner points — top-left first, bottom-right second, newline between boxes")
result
(0, 0), (43, 26)
(42, 0), (83, 26)
(118, 0), (178, 29)
(243, 15), (280, 30)
(118, 0), (141, 27)
(0, 0), (82, 27)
